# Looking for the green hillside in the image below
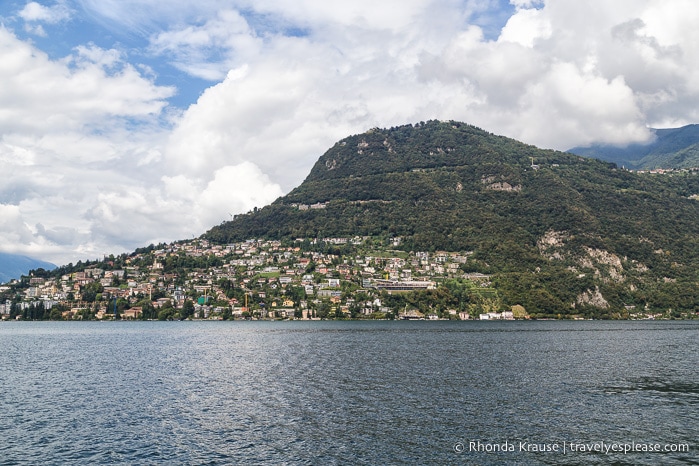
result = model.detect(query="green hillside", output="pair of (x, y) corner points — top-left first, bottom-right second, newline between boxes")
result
(206, 121), (699, 317)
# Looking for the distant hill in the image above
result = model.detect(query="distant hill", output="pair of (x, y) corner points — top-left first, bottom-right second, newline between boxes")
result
(568, 124), (699, 169)
(0, 253), (56, 284)
(205, 120), (699, 316)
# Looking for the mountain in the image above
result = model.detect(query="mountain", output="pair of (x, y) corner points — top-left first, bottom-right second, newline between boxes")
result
(0, 253), (56, 284)
(568, 124), (699, 169)
(206, 120), (699, 317)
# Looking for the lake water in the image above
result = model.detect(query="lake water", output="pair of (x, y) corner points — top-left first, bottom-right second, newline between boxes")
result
(0, 320), (697, 465)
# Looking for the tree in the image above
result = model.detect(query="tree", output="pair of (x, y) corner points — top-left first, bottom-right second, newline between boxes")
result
(81, 281), (104, 302)
(181, 299), (195, 319)
(158, 302), (176, 320)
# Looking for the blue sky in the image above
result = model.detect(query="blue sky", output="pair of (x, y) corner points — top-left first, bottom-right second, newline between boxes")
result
(1, 0), (698, 265)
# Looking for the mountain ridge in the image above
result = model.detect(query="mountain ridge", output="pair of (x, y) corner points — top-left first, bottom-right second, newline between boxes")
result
(0, 253), (56, 284)
(568, 124), (699, 169)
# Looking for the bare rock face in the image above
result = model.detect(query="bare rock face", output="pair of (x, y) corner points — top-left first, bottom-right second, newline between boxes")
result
(537, 230), (569, 261)
(575, 286), (609, 309)
(481, 175), (521, 192)
(485, 181), (522, 192)
(580, 247), (625, 282)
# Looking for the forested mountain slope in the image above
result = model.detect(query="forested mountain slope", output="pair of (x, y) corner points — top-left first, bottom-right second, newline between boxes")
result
(206, 120), (699, 316)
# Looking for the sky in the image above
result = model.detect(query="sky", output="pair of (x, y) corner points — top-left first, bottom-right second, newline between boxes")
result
(1, 0), (699, 266)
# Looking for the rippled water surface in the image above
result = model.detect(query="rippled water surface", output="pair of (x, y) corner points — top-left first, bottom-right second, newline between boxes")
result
(1, 320), (697, 465)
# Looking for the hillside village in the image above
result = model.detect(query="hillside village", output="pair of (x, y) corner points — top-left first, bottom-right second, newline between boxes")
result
(0, 237), (514, 321)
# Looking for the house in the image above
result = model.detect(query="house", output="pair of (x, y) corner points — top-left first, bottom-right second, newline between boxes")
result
(122, 307), (142, 319)
(327, 278), (340, 287)
(279, 276), (292, 285)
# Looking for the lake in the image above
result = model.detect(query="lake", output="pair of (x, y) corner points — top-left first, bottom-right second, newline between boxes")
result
(0, 320), (697, 465)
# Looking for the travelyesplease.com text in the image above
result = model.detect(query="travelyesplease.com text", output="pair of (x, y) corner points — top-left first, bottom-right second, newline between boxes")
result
(453, 440), (690, 455)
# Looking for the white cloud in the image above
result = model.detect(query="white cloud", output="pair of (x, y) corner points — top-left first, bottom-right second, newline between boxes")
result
(149, 9), (260, 81)
(0, 30), (174, 134)
(198, 163), (284, 226)
(514, 63), (649, 147)
(499, 7), (551, 47)
(0, 204), (34, 244)
(19, 1), (71, 24)
(24, 24), (47, 37)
